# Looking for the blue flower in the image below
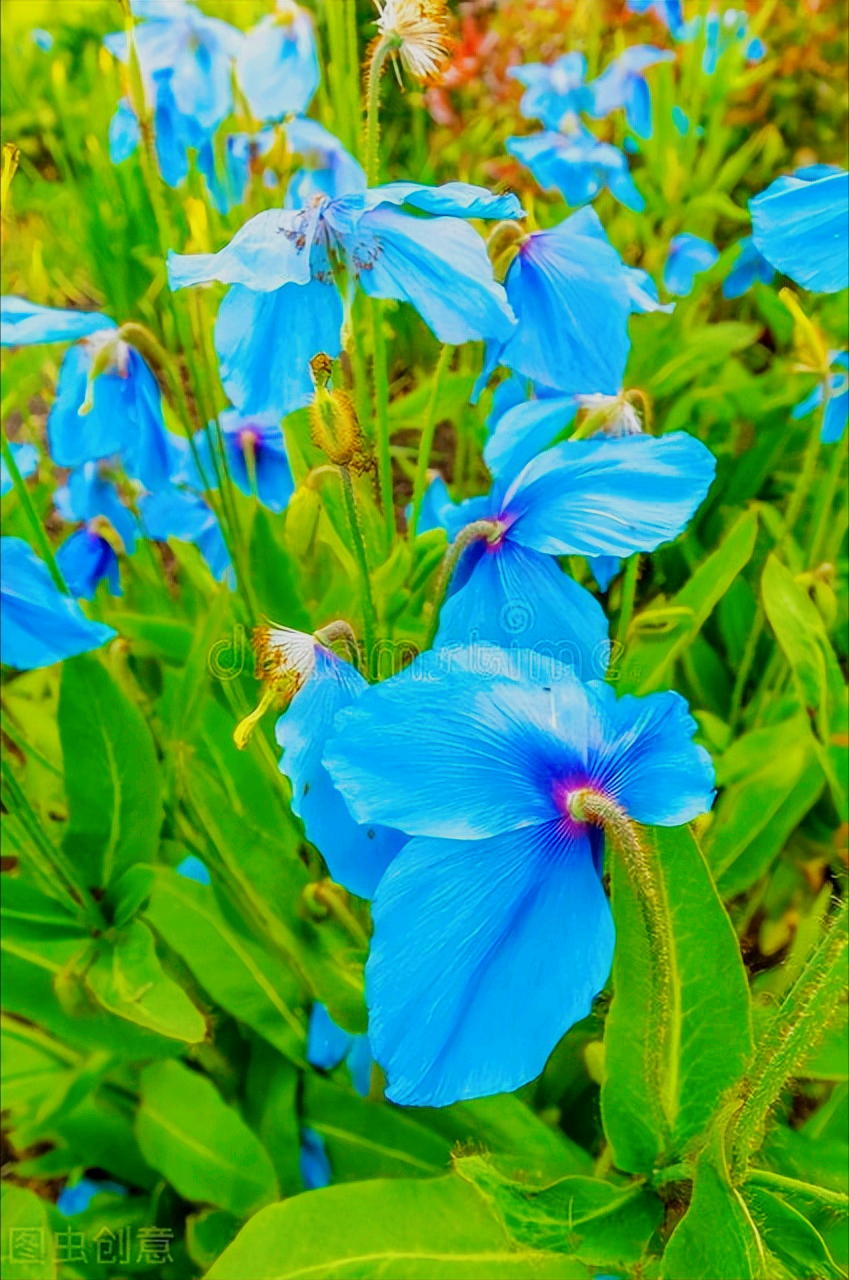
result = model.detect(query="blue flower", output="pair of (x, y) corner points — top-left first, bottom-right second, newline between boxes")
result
(250, 627), (405, 900)
(307, 1003), (372, 1097)
(703, 8), (766, 74)
(662, 233), (719, 296)
(750, 167), (848, 295)
(722, 235), (775, 298)
(433, 430), (714, 673)
(300, 1127), (331, 1190)
(791, 352), (848, 445)
(141, 487), (233, 585)
(108, 100), (142, 165)
(507, 53), (592, 130)
(587, 45), (676, 140)
(176, 854), (212, 884)
(0, 442), (39, 497)
(109, 70), (221, 204)
(625, 0), (696, 39)
(54, 463), (140, 555)
(105, 1), (243, 133)
(237, 2), (319, 122)
(168, 182), (521, 420)
(284, 117), (366, 208)
(57, 1178), (127, 1217)
(1, 537), (116, 670)
(217, 410), (295, 514)
(30, 28), (54, 52)
(507, 127), (645, 212)
(56, 528), (121, 600)
(324, 652), (715, 1106)
(474, 207), (638, 399)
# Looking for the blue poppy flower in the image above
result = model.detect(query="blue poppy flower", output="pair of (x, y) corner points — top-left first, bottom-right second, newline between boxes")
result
(507, 53), (592, 130)
(662, 233), (719, 296)
(108, 100), (142, 165)
(300, 1126), (331, 1190)
(324, 651), (715, 1107)
(433, 431), (715, 675)
(307, 1003), (372, 1097)
(625, 0), (695, 39)
(791, 352), (848, 445)
(168, 182), (521, 420)
(176, 853), (212, 884)
(750, 167), (848, 295)
(587, 45), (675, 140)
(215, 409), (295, 514)
(54, 463), (140, 555)
(507, 127), (645, 212)
(57, 1178), (127, 1217)
(251, 627), (405, 900)
(0, 442), (39, 497)
(702, 8), (766, 74)
(237, 1), (319, 122)
(104, 1), (243, 133)
(722, 235), (775, 299)
(30, 28), (54, 52)
(141, 487), (233, 585)
(56, 528), (122, 600)
(1, 537), (117, 670)
(284, 117), (366, 208)
(473, 207), (636, 400)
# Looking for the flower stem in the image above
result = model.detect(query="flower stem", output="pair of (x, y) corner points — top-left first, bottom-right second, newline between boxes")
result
(340, 467), (378, 664)
(369, 303), (395, 547)
(615, 553), (640, 646)
(728, 604), (765, 730)
(364, 35), (396, 187)
(781, 413), (822, 541)
(425, 519), (501, 649)
(409, 344), (452, 543)
(1, 429), (66, 592)
(807, 434), (846, 566)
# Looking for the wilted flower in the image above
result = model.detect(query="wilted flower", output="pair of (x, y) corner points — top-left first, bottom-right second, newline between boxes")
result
(750, 166), (848, 295)
(373, 0), (452, 84)
(323, 652), (715, 1106)
(662, 233), (719, 296)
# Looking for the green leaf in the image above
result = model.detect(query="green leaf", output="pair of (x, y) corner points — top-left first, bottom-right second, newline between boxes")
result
(1, 1184), (56, 1280)
(761, 555), (849, 819)
(249, 508), (312, 632)
(207, 1176), (588, 1279)
(59, 654), (163, 888)
(86, 919), (207, 1043)
(456, 1157), (663, 1268)
(143, 868), (306, 1062)
(186, 1209), (241, 1271)
(744, 1184), (844, 1278)
(136, 1059), (279, 1218)
(602, 826), (753, 1173)
(243, 1039), (302, 1196)
(619, 508), (759, 695)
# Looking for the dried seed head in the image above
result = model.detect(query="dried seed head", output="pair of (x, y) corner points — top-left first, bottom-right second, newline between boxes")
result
(309, 377), (369, 470)
(373, 0), (452, 83)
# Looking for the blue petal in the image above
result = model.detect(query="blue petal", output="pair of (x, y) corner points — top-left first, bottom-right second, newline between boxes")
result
(1, 297), (111, 347)
(821, 386), (848, 444)
(359, 181), (524, 222)
(108, 100), (141, 164)
(435, 538), (609, 683)
(671, 105), (689, 135)
(589, 555), (621, 591)
(167, 204), (321, 292)
(47, 346), (130, 469)
(346, 1034), (373, 1098)
(502, 432), (716, 558)
(625, 266), (674, 315)
(54, 464), (139, 554)
(222, 421), (295, 514)
(366, 822), (614, 1106)
(348, 207), (516, 346)
(121, 349), (172, 491)
(141, 488), (233, 584)
(751, 169), (849, 294)
(57, 1178), (127, 1217)
(300, 1127), (331, 1190)
(663, 233), (720, 296)
(0, 537), (116, 670)
(56, 530), (121, 601)
(237, 11), (319, 121)
(215, 280), (343, 419)
(624, 74), (653, 139)
(791, 383), (824, 420)
(176, 854), (211, 885)
(0, 442), (39, 497)
(307, 1002), (353, 1072)
(276, 646), (404, 900)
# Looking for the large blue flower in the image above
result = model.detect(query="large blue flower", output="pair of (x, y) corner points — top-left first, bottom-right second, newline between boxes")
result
(1, 537), (116, 670)
(662, 233), (719, 296)
(791, 352), (848, 445)
(507, 126), (645, 212)
(0, 442), (39, 497)
(587, 45), (676, 140)
(507, 53), (592, 130)
(168, 182), (521, 419)
(237, 1), (319, 122)
(324, 651), (715, 1106)
(307, 1002), (372, 1098)
(722, 235), (775, 299)
(750, 166), (848, 295)
(1, 298), (171, 491)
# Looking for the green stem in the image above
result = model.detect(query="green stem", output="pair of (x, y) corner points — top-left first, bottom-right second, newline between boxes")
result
(409, 344), (452, 543)
(343, 0), (362, 159)
(781, 415), (822, 541)
(743, 1168), (849, 1214)
(425, 519), (501, 649)
(364, 35), (396, 186)
(1, 431), (66, 591)
(369, 303), (395, 547)
(807, 436), (847, 566)
(728, 605), (765, 730)
(615, 554), (640, 646)
(340, 468), (378, 663)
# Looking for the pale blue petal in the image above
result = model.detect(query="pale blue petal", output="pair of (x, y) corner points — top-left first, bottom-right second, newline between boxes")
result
(751, 169), (849, 293)
(307, 1002), (352, 1071)
(624, 74), (653, 139)
(821, 386), (848, 443)
(55, 464), (139, 554)
(590, 555), (621, 591)
(176, 854), (211, 885)
(1, 297), (112, 347)
(108, 101), (141, 164)
(237, 12), (319, 121)
(663, 233), (720, 296)
(167, 205), (320, 291)
(367, 822), (614, 1106)
(47, 346), (130, 468)
(0, 443), (39, 497)
(791, 383), (823, 419)
(483, 395), (577, 480)
(625, 266), (674, 314)
(358, 181), (524, 222)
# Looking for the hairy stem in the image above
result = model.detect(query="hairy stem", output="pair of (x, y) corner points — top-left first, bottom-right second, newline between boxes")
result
(425, 519), (501, 649)
(369, 303), (395, 547)
(364, 35), (396, 187)
(340, 468), (378, 665)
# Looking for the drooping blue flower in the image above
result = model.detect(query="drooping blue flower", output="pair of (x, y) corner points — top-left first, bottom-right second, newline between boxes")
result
(587, 45), (676, 140)
(56, 528), (122, 600)
(791, 352), (848, 445)
(176, 853), (212, 884)
(432, 432), (716, 675)
(300, 1127), (331, 1190)
(1, 298), (171, 491)
(252, 627), (405, 900)
(1, 537), (117, 670)
(474, 207), (639, 400)
(57, 1178), (127, 1217)
(324, 651), (715, 1107)
(507, 53), (592, 130)
(662, 233), (720, 296)
(104, 1), (243, 133)
(507, 127), (645, 212)
(215, 410), (295, 514)
(307, 1003), (372, 1098)
(0, 442), (39, 497)
(30, 28), (54, 52)
(284, 117), (366, 208)
(168, 183), (521, 420)
(54, 463), (140, 555)
(141, 487), (233, 585)
(722, 235), (775, 298)
(237, 1), (319, 122)
(750, 167), (848, 295)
